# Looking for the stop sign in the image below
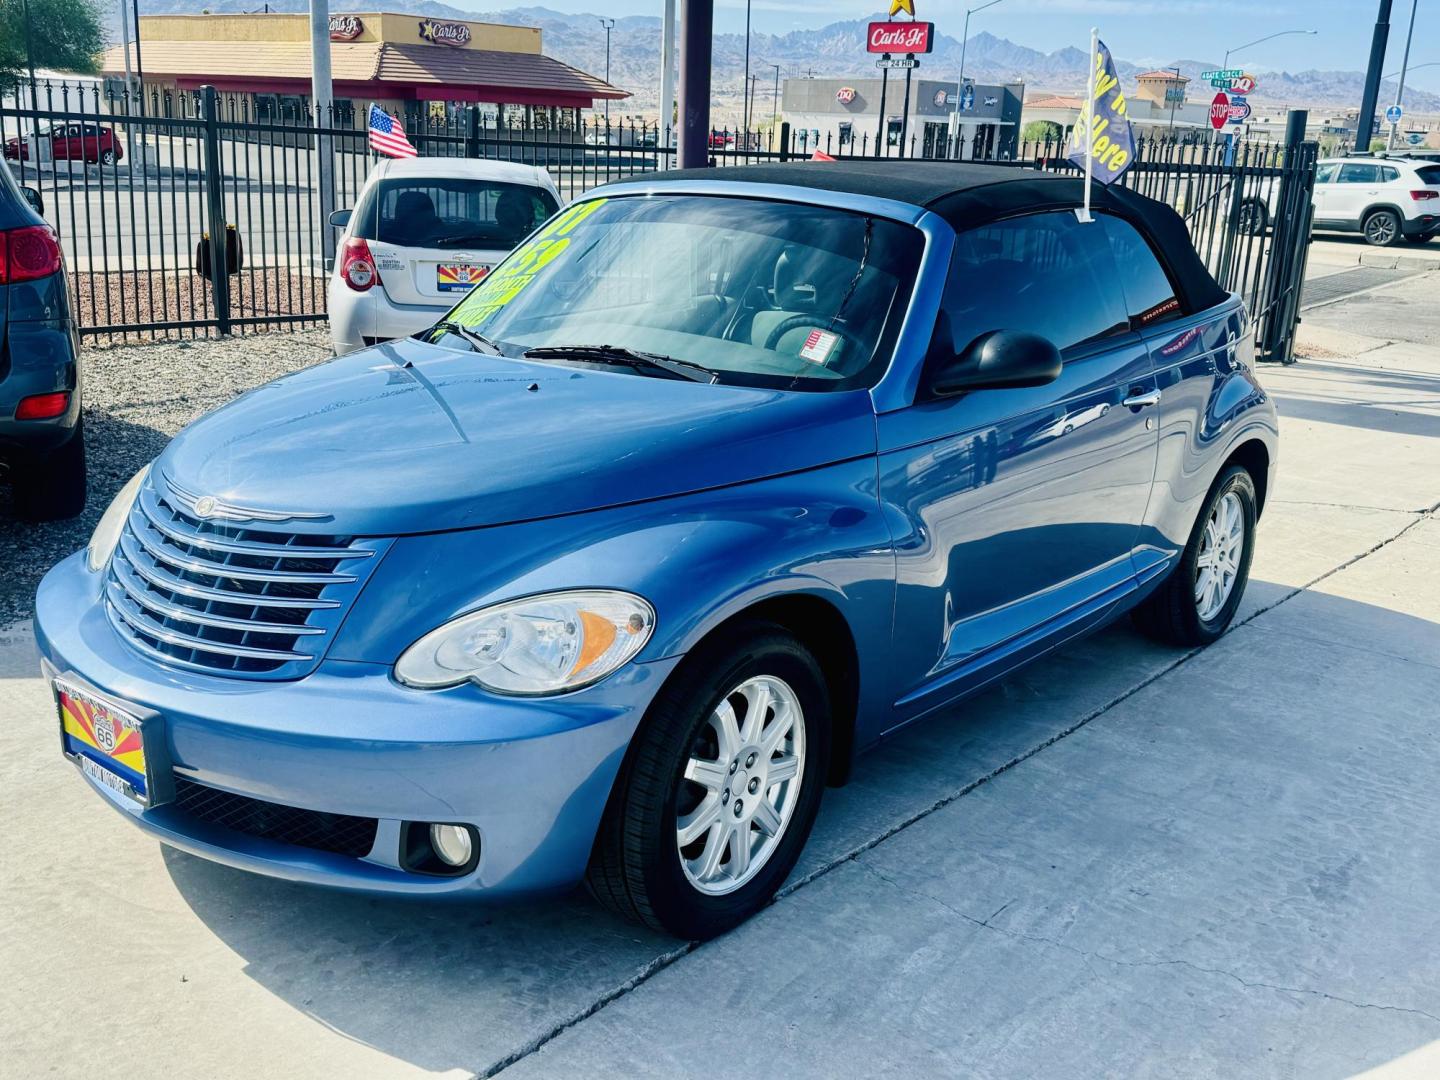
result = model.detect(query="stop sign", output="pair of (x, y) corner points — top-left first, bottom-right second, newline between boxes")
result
(1209, 92), (1230, 130)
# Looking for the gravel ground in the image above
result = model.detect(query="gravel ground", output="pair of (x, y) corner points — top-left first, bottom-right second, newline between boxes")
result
(0, 329), (334, 628)
(71, 269), (327, 341)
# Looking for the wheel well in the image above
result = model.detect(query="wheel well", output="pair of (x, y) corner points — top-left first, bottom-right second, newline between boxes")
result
(1362, 203), (1403, 224)
(705, 594), (861, 787)
(1225, 439), (1270, 515)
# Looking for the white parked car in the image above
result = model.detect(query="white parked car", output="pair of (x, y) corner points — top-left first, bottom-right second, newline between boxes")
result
(1240, 155), (1440, 247)
(327, 158), (562, 354)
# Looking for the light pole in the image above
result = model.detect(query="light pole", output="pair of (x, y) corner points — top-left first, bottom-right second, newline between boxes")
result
(1166, 65), (1182, 134)
(1222, 27), (1316, 70)
(1385, 0), (1417, 150)
(742, 0), (751, 135)
(952, 0), (1006, 160)
(598, 17), (615, 126)
(747, 73), (758, 134)
(771, 62), (780, 128)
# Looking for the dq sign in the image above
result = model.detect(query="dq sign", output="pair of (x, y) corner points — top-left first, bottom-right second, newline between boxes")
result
(867, 22), (935, 53)
(836, 86), (857, 104)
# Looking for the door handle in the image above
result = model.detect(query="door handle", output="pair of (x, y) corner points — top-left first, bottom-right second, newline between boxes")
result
(1123, 389), (1162, 409)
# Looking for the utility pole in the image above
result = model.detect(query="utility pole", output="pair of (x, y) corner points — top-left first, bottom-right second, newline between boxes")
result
(117, 0), (135, 113)
(310, 0), (336, 268)
(1355, 0), (1393, 154)
(659, 0), (677, 146)
(677, 0), (713, 168)
(771, 62), (780, 127)
(1385, 0), (1417, 150)
(132, 0), (146, 113)
(599, 17), (615, 126)
(21, 0), (38, 120)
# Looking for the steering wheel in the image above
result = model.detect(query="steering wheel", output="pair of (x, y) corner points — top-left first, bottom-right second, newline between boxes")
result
(761, 315), (868, 368)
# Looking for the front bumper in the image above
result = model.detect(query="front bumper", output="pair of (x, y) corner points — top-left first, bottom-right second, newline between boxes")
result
(36, 551), (679, 898)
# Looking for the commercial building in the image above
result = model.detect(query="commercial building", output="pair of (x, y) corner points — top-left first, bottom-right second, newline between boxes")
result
(100, 12), (626, 128)
(781, 77), (1024, 159)
(1025, 71), (1216, 141)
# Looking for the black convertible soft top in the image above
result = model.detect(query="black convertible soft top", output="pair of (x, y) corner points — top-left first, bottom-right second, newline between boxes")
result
(633, 161), (1230, 315)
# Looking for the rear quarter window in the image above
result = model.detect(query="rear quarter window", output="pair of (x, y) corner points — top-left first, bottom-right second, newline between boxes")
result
(1100, 214), (1185, 329)
(1415, 165), (1440, 185)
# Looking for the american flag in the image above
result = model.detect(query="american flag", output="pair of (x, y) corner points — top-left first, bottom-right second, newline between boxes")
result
(368, 103), (417, 158)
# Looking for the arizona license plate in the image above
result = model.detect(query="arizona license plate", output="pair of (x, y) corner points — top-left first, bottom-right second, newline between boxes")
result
(56, 680), (151, 806)
(436, 263), (490, 292)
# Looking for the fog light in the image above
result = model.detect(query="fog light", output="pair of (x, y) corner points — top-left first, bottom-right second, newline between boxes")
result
(429, 823), (473, 867)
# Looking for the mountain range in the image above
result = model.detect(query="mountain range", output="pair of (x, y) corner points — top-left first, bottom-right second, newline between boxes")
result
(116, 4), (1440, 119)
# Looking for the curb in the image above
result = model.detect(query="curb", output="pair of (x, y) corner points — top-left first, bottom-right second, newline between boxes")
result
(1307, 245), (1440, 273)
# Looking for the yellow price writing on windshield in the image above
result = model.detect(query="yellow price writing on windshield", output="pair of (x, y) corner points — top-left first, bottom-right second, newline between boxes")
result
(453, 198), (608, 327)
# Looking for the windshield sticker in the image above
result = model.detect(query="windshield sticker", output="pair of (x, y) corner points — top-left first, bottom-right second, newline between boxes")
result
(452, 198), (608, 327)
(799, 328), (840, 365)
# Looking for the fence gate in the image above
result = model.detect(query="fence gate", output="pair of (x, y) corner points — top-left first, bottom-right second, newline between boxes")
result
(2, 81), (1316, 361)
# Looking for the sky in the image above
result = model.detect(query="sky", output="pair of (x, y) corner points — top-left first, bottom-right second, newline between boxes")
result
(464, 0), (1440, 95)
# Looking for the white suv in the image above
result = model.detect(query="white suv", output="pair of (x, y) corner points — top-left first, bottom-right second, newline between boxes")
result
(327, 158), (561, 355)
(1241, 155), (1440, 247)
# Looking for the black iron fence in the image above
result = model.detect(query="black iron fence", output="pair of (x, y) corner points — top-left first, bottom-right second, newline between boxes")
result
(1, 80), (1313, 362)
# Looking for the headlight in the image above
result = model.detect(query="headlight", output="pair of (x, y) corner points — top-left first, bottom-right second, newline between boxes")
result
(86, 463), (151, 572)
(395, 589), (655, 695)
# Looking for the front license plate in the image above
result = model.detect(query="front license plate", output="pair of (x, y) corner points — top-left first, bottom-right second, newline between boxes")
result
(436, 263), (490, 292)
(56, 680), (151, 807)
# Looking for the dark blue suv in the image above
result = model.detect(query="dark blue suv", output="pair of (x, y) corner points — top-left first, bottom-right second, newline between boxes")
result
(0, 157), (84, 519)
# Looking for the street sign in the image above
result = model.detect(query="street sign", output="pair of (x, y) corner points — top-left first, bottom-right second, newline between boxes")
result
(1385, 104), (1403, 124)
(1201, 68), (1243, 81)
(876, 56), (919, 69)
(1209, 91), (1230, 130)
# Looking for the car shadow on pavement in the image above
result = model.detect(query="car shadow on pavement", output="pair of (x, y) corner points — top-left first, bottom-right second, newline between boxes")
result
(153, 576), (1440, 1077)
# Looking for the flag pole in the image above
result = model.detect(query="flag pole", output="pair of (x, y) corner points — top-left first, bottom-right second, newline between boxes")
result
(1080, 25), (1097, 222)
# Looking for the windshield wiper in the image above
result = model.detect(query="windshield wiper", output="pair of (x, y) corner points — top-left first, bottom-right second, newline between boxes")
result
(523, 345), (718, 384)
(427, 320), (504, 355)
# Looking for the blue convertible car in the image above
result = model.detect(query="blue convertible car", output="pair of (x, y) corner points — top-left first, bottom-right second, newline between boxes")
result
(37, 162), (1276, 939)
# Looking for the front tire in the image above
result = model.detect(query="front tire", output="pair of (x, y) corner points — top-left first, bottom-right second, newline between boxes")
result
(1132, 465), (1256, 647)
(587, 621), (830, 940)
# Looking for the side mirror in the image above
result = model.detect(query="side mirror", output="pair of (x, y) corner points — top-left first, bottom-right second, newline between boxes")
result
(928, 330), (1062, 397)
(329, 208), (352, 228)
(20, 185), (43, 216)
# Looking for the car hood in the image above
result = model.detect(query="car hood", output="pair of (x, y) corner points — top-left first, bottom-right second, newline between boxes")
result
(157, 338), (878, 536)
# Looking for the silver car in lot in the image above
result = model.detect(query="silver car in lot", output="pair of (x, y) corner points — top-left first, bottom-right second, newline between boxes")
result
(327, 158), (561, 354)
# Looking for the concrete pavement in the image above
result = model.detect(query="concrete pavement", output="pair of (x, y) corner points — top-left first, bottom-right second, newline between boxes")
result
(1, 271), (1437, 1078)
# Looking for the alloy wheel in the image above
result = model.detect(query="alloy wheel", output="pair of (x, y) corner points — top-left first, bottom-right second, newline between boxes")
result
(1365, 213), (1398, 246)
(1194, 490), (1244, 622)
(676, 674), (805, 896)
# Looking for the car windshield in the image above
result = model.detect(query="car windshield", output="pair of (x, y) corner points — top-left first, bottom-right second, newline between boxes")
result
(352, 177), (559, 249)
(446, 194), (925, 391)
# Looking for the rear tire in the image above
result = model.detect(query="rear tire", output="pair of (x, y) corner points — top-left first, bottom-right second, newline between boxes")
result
(1363, 209), (1402, 247)
(12, 419), (87, 521)
(586, 620), (830, 940)
(1132, 465), (1256, 647)
(1237, 201), (1268, 236)
(99, 149), (116, 167)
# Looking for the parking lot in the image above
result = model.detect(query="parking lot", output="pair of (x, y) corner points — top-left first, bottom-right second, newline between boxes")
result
(1, 268), (1437, 1077)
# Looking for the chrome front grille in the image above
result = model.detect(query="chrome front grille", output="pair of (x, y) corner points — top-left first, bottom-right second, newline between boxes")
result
(105, 476), (386, 679)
